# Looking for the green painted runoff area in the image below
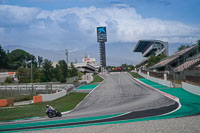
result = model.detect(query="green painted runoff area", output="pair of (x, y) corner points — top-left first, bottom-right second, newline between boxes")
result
(77, 84), (98, 90)
(0, 113), (124, 131)
(138, 78), (200, 118)
(2, 78), (200, 132)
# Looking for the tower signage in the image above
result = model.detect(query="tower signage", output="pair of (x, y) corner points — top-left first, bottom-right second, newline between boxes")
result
(97, 27), (107, 42)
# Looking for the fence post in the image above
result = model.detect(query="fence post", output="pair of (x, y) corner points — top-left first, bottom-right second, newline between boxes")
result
(10, 86), (12, 98)
(139, 69), (141, 74)
(51, 84), (52, 93)
(147, 72), (150, 77)
(164, 74), (167, 81)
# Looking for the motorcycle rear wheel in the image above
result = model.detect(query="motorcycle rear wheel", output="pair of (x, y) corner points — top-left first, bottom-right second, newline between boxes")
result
(48, 113), (53, 118)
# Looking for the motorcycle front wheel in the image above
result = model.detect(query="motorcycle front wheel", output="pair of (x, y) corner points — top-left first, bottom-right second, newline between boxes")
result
(58, 112), (62, 117)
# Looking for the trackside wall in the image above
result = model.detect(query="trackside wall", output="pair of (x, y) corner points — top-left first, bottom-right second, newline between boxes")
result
(139, 72), (172, 87)
(182, 82), (200, 96)
(40, 90), (67, 102)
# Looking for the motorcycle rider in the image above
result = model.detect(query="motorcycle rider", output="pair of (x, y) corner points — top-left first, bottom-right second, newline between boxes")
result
(46, 105), (55, 112)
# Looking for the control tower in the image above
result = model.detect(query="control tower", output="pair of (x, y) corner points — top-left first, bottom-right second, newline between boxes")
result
(97, 27), (107, 69)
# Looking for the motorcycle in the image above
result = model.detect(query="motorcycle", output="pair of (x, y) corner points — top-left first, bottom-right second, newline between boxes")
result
(46, 109), (62, 118)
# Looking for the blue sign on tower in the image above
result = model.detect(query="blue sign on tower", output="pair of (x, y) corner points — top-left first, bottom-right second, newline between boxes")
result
(97, 27), (107, 42)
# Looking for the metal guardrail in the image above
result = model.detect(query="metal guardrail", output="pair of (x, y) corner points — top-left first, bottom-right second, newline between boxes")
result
(149, 71), (164, 79)
(0, 83), (74, 99)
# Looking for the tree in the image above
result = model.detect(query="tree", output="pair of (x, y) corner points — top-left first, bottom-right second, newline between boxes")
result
(54, 60), (69, 83)
(0, 45), (8, 68)
(33, 68), (43, 83)
(5, 77), (14, 84)
(8, 49), (36, 69)
(54, 64), (64, 82)
(41, 59), (54, 82)
(147, 54), (166, 67)
(17, 67), (31, 83)
(59, 60), (69, 79)
(177, 44), (190, 51)
(69, 63), (78, 77)
(38, 56), (43, 68)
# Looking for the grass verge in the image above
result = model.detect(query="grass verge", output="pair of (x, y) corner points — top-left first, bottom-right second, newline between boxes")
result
(0, 92), (88, 121)
(129, 72), (143, 79)
(90, 74), (104, 84)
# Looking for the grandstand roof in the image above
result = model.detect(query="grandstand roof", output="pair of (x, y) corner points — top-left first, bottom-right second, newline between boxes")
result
(134, 40), (166, 52)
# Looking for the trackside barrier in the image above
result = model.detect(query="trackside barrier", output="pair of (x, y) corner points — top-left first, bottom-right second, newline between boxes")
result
(40, 90), (67, 102)
(33, 96), (43, 103)
(139, 72), (172, 87)
(0, 98), (14, 107)
(182, 82), (200, 96)
(0, 99), (7, 107)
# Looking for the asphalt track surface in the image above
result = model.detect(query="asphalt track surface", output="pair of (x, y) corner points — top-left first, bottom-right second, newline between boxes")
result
(0, 72), (178, 132)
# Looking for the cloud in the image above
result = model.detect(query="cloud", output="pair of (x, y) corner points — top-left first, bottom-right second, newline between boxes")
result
(0, 4), (199, 50)
(36, 5), (199, 43)
(0, 5), (40, 27)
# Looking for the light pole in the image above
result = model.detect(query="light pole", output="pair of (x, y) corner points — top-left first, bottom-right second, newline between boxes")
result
(28, 61), (34, 95)
(31, 61), (33, 84)
(65, 49), (68, 64)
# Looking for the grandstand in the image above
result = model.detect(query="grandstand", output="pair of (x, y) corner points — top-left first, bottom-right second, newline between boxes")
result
(149, 44), (199, 71)
(174, 53), (200, 72)
(133, 40), (168, 69)
(134, 40), (168, 57)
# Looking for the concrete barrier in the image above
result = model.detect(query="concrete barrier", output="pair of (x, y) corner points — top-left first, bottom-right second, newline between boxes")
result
(40, 90), (67, 102)
(81, 73), (93, 83)
(0, 99), (7, 107)
(182, 82), (200, 96)
(33, 96), (43, 103)
(139, 72), (172, 87)
(0, 99), (14, 107)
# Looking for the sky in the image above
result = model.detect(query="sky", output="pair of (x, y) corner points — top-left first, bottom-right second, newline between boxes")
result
(0, 0), (200, 65)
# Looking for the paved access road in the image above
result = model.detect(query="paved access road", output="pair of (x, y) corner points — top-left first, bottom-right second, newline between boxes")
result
(0, 72), (178, 132)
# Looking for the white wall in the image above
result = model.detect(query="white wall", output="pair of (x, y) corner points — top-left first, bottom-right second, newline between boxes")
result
(182, 82), (200, 96)
(139, 72), (172, 87)
(40, 90), (67, 102)
(81, 73), (93, 83)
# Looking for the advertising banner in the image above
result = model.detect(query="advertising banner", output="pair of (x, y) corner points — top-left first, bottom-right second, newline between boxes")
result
(97, 27), (107, 42)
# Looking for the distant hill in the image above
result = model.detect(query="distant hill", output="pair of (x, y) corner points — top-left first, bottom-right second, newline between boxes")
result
(3, 43), (143, 66)
(3, 45), (83, 63)
(3, 42), (185, 66)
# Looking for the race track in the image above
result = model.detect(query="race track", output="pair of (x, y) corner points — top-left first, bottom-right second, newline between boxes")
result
(0, 72), (178, 132)
(67, 72), (177, 118)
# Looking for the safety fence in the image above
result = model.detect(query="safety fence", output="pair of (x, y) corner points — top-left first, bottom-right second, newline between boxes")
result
(141, 70), (147, 75)
(66, 76), (79, 84)
(0, 83), (74, 100)
(149, 71), (164, 80)
(186, 75), (200, 86)
(140, 69), (200, 87)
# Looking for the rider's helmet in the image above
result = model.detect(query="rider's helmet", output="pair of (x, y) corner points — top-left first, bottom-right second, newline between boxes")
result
(46, 105), (49, 108)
